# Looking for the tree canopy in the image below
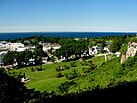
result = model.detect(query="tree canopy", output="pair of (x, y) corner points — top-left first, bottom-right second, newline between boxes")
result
(55, 39), (88, 60)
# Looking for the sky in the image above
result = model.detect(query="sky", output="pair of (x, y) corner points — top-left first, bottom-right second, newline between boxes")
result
(0, 0), (137, 32)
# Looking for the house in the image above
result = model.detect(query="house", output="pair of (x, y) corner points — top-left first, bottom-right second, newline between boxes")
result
(28, 58), (35, 65)
(4, 43), (25, 51)
(115, 52), (121, 57)
(89, 46), (104, 55)
(16, 46), (27, 52)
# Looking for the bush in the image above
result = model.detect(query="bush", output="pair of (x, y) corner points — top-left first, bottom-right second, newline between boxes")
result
(83, 64), (97, 73)
(64, 69), (80, 80)
(63, 65), (70, 70)
(70, 62), (77, 67)
(56, 72), (64, 78)
(83, 67), (91, 73)
(58, 81), (76, 94)
(51, 56), (56, 62)
(89, 64), (97, 70)
(81, 61), (87, 66)
(36, 67), (42, 71)
(81, 60), (93, 67)
(31, 67), (36, 72)
(56, 66), (64, 71)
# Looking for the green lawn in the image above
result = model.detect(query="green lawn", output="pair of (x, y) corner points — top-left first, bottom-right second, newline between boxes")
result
(91, 56), (105, 66)
(12, 56), (105, 92)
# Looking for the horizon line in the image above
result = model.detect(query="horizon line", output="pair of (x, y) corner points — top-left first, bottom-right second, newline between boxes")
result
(0, 31), (137, 33)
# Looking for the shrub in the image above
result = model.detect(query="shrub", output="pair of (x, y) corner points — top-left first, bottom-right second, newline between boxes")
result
(31, 67), (36, 72)
(70, 62), (77, 67)
(87, 60), (93, 64)
(36, 67), (42, 71)
(83, 67), (91, 73)
(51, 56), (56, 62)
(81, 61), (87, 66)
(56, 72), (64, 78)
(58, 81), (76, 94)
(122, 57), (137, 68)
(63, 65), (70, 70)
(56, 66), (64, 71)
(64, 69), (79, 80)
(81, 60), (93, 67)
(89, 64), (97, 70)
(83, 64), (97, 73)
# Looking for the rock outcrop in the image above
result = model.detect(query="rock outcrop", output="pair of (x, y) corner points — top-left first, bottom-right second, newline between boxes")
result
(121, 42), (137, 64)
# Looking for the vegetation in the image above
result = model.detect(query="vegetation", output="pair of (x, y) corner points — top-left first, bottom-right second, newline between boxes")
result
(55, 38), (88, 60)
(64, 69), (80, 80)
(10, 56), (104, 92)
(70, 61), (77, 67)
(3, 52), (137, 102)
(2, 44), (47, 67)
(2, 51), (17, 65)
(3, 35), (137, 102)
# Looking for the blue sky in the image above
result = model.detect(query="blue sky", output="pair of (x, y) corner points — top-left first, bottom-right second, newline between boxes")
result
(0, 0), (137, 32)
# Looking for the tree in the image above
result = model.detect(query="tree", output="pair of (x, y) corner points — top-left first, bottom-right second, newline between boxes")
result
(64, 69), (80, 80)
(57, 81), (76, 94)
(16, 50), (33, 67)
(0, 68), (27, 102)
(55, 38), (88, 60)
(82, 61), (97, 73)
(55, 45), (73, 60)
(3, 51), (17, 65)
(110, 39), (121, 53)
(0, 68), (51, 103)
(74, 39), (88, 58)
(31, 37), (41, 46)
(56, 72), (64, 78)
(34, 44), (47, 65)
(51, 56), (56, 62)
(89, 39), (97, 47)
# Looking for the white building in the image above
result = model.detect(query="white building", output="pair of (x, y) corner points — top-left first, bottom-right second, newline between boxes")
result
(89, 46), (104, 55)
(5, 43), (25, 51)
(115, 52), (121, 57)
(89, 46), (111, 56)
(0, 42), (27, 52)
(16, 46), (27, 52)
(43, 46), (61, 51)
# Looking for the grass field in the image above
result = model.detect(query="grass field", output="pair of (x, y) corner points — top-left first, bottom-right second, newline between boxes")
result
(12, 56), (105, 92)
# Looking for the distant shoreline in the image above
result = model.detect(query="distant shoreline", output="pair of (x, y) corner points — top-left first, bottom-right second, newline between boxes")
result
(0, 31), (137, 33)
(0, 32), (137, 40)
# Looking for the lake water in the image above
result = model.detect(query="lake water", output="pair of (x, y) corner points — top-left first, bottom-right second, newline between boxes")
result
(0, 32), (137, 40)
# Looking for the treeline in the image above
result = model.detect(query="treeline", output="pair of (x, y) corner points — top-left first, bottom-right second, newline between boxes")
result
(2, 44), (47, 67)
(3, 34), (137, 67)
(3, 35), (136, 67)
(6, 36), (62, 44)
(55, 38), (89, 60)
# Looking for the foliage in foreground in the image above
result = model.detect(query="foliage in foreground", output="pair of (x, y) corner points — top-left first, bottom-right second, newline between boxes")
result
(2, 66), (137, 103)
(0, 68), (58, 103)
(57, 54), (137, 95)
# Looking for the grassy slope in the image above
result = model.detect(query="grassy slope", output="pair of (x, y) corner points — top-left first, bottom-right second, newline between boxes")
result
(12, 56), (105, 92)
(12, 54), (137, 94)
(67, 57), (121, 93)
(68, 56), (137, 94)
